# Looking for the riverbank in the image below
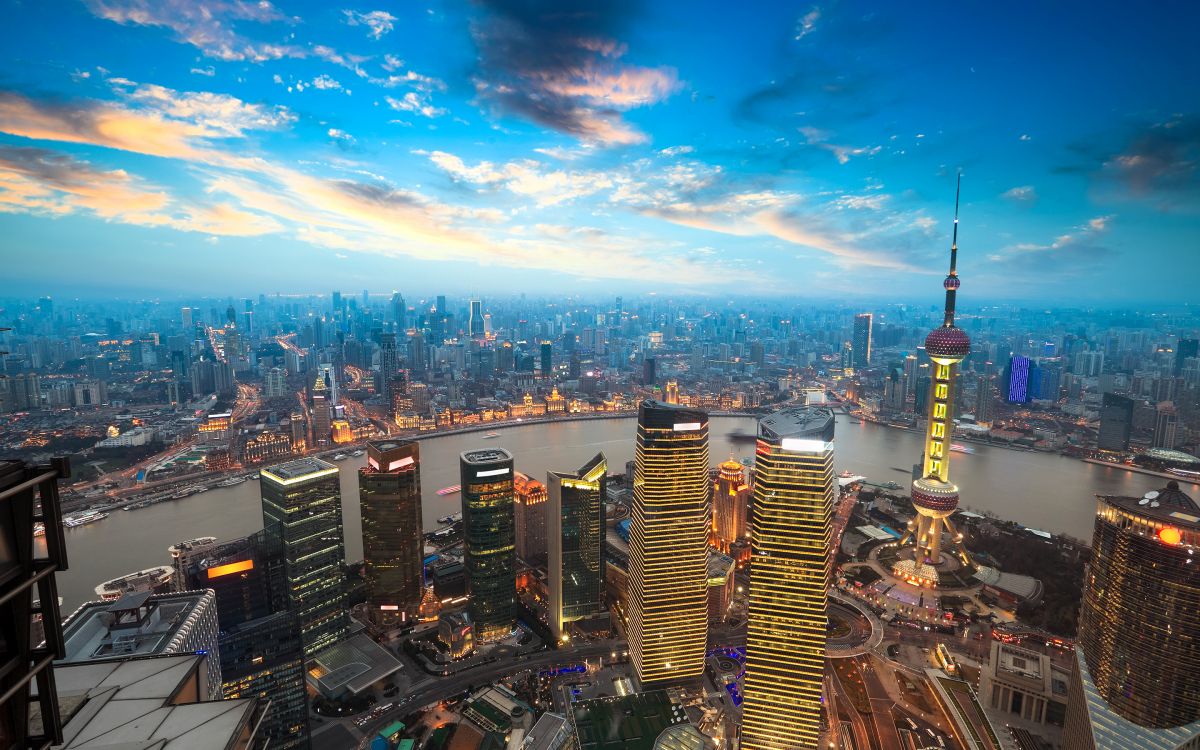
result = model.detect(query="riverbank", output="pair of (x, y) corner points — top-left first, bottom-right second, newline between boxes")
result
(1080, 458), (1194, 484)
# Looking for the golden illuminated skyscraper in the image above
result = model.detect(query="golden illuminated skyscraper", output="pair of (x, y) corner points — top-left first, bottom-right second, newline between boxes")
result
(742, 407), (835, 750)
(627, 400), (710, 686)
(712, 457), (748, 552)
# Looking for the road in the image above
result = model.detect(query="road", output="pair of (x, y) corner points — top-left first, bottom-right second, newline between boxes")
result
(349, 640), (620, 747)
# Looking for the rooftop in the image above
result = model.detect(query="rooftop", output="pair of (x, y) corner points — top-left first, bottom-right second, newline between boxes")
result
(758, 406), (835, 443)
(462, 448), (514, 465)
(310, 632), (404, 696)
(261, 456), (338, 482)
(523, 712), (571, 750)
(1102, 481), (1200, 528)
(570, 691), (691, 750)
(60, 590), (214, 663)
(44, 654), (264, 750)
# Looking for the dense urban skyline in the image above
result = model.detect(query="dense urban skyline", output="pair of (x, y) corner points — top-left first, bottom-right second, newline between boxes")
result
(2, 1), (1198, 300)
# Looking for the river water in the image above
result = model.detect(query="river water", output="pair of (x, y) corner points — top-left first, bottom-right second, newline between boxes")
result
(54, 414), (1197, 611)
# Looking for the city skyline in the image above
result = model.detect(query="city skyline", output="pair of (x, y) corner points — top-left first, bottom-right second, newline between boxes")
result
(1, 2), (1198, 301)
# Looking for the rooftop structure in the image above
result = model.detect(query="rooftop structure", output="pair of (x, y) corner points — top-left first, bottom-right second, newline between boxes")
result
(522, 712), (573, 750)
(46, 653), (265, 750)
(60, 590), (222, 699)
(308, 631), (404, 698)
(569, 691), (692, 750)
(261, 456), (339, 483)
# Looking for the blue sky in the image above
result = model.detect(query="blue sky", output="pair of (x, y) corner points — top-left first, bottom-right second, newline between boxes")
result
(0, 0), (1197, 302)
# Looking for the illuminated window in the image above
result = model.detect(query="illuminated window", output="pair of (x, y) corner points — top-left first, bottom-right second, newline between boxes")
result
(937, 364), (950, 379)
(934, 403), (946, 419)
(932, 422), (945, 439)
(930, 459), (942, 475)
(936, 384), (948, 399)
(930, 442), (943, 458)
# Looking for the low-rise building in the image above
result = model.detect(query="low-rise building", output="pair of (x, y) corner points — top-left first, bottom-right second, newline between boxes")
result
(978, 639), (1071, 728)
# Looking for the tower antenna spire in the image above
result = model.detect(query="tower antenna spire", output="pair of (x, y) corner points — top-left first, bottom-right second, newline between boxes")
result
(950, 172), (961, 274)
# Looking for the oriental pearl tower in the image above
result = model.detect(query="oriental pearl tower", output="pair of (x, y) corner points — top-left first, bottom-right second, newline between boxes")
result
(894, 176), (973, 587)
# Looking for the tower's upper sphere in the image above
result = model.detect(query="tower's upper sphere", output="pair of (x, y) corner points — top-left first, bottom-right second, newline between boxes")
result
(925, 326), (971, 360)
(943, 275), (961, 291)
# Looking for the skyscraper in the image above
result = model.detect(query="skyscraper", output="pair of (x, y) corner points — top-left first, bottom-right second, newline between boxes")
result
(377, 332), (399, 415)
(974, 373), (994, 425)
(513, 471), (548, 563)
(540, 341), (553, 379)
(896, 178), (972, 587)
(359, 440), (425, 625)
(1154, 401), (1180, 449)
(392, 292), (406, 329)
(1003, 354), (1037, 403)
(1097, 393), (1135, 452)
(711, 458), (749, 552)
(547, 453), (607, 639)
(1062, 482), (1200, 749)
(260, 458), (350, 657)
(469, 299), (485, 339)
(1175, 338), (1198, 376)
(627, 400), (710, 686)
(852, 313), (872, 369)
(461, 448), (517, 641)
(311, 393), (331, 448)
(642, 356), (656, 386)
(742, 407), (835, 750)
(185, 529), (309, 750)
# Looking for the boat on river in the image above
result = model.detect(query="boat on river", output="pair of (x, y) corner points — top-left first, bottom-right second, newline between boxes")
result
(436, 486), (460, 497)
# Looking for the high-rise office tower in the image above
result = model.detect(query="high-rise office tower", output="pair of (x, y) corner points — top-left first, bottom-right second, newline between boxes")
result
(316, 362), (339, 406)
(311, 394), (331, 448)
(181, 306), (193, 329)
(642, 356), (656, 386)
(469, 299), (485, 339)
(1154, 401), (1180, 449)
(0, 458), (69, 749)
(540, 341), (553, 379)
(359, 440), (425, 625)
(377, 332), (399, 414)
(1003, 354), (1037, 403)
(664, 380), (680, 405)
(461, 448), (517, 641)
(742, 407), (835, 750)
(513, 471), (548, 563)
(546, 453), (607, 639)
(627, 400), (710, 686)
(260, 458), (349, 657)
(852, 313), (872, 369)
(711, 458), (748, 552)
(185, 529), (309, 750)
(974, 373), (994, 425)
(264, 367), (286, 399)
(1097, 393), (1136, 452)
(896, 178), (972, 587)
(392, 292), (407, 329)
(1062, 482), (1200, 749)
(1176, 338), (1199, 376)
(168, 535), (220, 590)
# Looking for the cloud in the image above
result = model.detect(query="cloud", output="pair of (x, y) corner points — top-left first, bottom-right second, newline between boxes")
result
(113, 81), (296, 137)
(1001, 185), (1037, 203)
(987, 215), (1115, 272)
(0, 145), (279, 236)
(85, 0), (300, 62)
(190, 66), (216, 77)
(659, 145), (693, 157)
(327, 128), (356, 145)
(799, 126), (880, 164)
(311, 75), (343, 91)
(343, 9), (396, 39)
(794, 7), (820, 40)
(426, 151), (614, 206)
(469, 0), (679, 146)
(386, 92), (444, 119)
(1102, 116), (1200, 199)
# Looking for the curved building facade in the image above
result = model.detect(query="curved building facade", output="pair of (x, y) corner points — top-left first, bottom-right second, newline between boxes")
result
(1064, 482), (1200, 750)
(461, 448), (517, 641)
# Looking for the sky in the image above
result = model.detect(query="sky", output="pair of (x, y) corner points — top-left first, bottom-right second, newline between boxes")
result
(0, 0), (1197, 303)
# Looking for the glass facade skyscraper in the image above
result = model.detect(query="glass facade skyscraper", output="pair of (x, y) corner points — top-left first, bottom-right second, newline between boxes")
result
(547, 452), (607, 638)
(260, 457), (349, 657)
(461, 448), (517, 641)
(852, 312), (872, 369)
(185, 528), (308, 750)
(742, 407), (835, 750)
(627, 400), (709, 686)
(1063, 482), (1200, 749)
(359, 440), (424, 625)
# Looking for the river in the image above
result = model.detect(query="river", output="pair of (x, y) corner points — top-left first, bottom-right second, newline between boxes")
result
(54, 414), (1198, 611)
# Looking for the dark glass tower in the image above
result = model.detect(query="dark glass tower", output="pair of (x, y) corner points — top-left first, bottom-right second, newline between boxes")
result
(469, 299), (485, 339)
(359, 440), (424, 625)
(852, 312), (872, 369)
(186, 529), (309, 750)
(547, 452), (607, 638)
(260, 457), (349, 657)
(1064, 482), (1200, 749)
(460, 448), (516, 641)
(1097, 393), (1136, 452)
